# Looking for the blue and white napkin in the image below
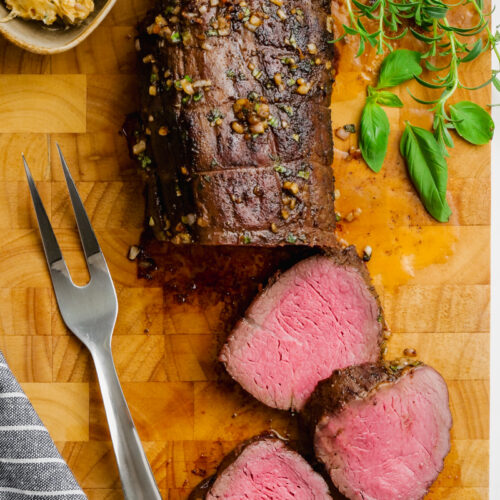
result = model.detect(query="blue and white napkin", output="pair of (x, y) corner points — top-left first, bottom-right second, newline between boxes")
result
(0, 352), (86, 499)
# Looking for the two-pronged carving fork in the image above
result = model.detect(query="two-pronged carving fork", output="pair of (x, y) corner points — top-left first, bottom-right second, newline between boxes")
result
(24, 145), (162, 500)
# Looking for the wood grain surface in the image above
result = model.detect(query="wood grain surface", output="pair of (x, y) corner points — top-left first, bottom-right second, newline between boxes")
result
(0, 0), (490, 498)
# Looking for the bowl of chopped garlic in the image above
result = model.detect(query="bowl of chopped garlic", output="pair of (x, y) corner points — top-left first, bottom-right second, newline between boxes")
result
(0, 0), (116, 54)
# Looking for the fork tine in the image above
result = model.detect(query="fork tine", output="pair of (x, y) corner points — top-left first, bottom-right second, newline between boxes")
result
(23, 155), (67, 268)
(56, 143), (101, 260)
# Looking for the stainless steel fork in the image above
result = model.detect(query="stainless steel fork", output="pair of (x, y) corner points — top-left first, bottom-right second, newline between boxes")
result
(24, 145), (162, 500)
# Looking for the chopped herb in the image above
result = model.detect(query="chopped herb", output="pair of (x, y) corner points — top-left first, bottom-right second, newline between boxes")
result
(287, 78), (296, 87)
(274, 164), (287, 174)
(286, 233), (297, 244)
(277, 104), (294, 116)
(174, 80), (183, 90)
(193, 92), (203, 102)
(226, 68), (236, 79)
(297, 170), (310, 179)
(252, 68), (263, 79)
(335, 212), (341, 222)
(164, 5), (174, 14)
(241, 232), (252, 244)
(241, 7), (251, 21)
(182, 96), (190, 104)
(289, 35), (297, 49)
(292, 133), (300, 142)
(138, 153), (152, 169)
(150, 73), (158, 83)
(171, 31), (181, 43)
(207, 109), (224, 123)
(268, 115), (279, 128)
(247, 91), (258, 101)
(344, 123), (356, 133)
(184, 75), (193, 82)
(206, 28), (219, 36)
(377, 314), (383, 323)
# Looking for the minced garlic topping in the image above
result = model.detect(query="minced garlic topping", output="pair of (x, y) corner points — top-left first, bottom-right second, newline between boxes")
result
(3, 0), (94, 25)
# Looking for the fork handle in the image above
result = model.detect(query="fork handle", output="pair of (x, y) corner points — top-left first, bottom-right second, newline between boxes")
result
(91, 344), (162, 500)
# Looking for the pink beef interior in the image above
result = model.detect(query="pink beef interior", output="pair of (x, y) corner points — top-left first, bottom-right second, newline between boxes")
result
(220, 255), (381, 410)
(315, 366), (452, 500)
(206, 438), (331, 499)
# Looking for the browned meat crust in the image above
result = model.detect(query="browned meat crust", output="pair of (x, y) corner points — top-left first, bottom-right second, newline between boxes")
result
(133, 0), (336, 246)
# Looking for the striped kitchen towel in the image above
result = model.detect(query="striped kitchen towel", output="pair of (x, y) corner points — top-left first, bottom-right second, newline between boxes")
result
(0, 352), (86, 499)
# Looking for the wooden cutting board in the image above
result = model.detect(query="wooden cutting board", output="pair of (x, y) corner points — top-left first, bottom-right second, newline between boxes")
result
(0, 0), (489, 498)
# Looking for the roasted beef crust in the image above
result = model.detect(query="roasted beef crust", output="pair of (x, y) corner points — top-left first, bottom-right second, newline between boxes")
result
(302, 362), (416, 432)
(134, 0), (336, 246)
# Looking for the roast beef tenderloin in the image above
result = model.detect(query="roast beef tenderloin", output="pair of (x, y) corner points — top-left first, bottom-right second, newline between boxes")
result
(220, 247), (384, 411)
(304, 362), (452, 500)
(134, 0), (336, 246)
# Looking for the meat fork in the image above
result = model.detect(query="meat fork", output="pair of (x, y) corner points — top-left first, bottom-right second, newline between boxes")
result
(24, 145), (162, 500)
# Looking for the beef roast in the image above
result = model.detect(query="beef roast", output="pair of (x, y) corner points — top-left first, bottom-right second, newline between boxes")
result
(220, 247), (383, 411)
(304, 362), (452, 500)
(133, 0), (336, 246)
(198, 435), (332, 499)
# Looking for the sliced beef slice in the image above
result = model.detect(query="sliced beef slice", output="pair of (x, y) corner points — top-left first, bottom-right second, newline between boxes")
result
(304, 363), (452, 500)
(134, 0), (336, 246)
(202, 435), (332, 499)
(219, 247), (383, 411)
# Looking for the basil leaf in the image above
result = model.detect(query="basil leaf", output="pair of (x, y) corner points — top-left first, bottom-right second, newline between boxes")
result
(360, 99), (390, 173)
(376, 49), (423, 89)
(449, 101), (494, 145)
(400, 123), (451, 222)
(374, 90), (403, 107)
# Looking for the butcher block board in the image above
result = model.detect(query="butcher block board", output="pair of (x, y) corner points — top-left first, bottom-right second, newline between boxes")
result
(0, 0), (490, 498)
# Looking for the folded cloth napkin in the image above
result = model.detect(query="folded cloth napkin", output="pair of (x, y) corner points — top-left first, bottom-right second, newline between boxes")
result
(0, 352), (86, 499)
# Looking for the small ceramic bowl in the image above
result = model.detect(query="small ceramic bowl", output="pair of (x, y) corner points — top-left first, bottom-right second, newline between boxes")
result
(0, 0), (116, 54)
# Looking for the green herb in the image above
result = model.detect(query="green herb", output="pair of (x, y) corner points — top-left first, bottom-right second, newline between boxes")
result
(207, 109), (224, 123)
(376, 50), (422, 89)
(171, 31), (181, 43)
(286, 78), (296, 87)
(181, 96), (190, 104)
(226, 68), (236, 79)
(277, 104), (294, 116)
(297, 170), (310, 180)
(343, 124), (356, 133)
(359, 99), (390, 173)
(400, 123), (451, 222)
(335, 212), (341, 222)
(252, 68), (263, 79)
(150, 73), (158, 83)
(138, 153), (152, 169)
(206, 29), (219, 37)
(241, 7), (250, 22)
(370, 89), (403, 108)
(268, 115), (280, 128)
(193, 92), (203, 102)
(241, 232), (252, 244)
(286, 233), (297, 244)
(247, 91), (258, 101)
(449, 101), (494, 145)
(274, 164), (287, 174)
(184, 75), (193, 82)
